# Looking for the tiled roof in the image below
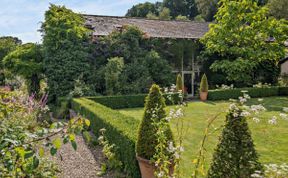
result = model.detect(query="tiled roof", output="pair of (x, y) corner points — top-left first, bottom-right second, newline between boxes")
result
(83, 15), (210, 39)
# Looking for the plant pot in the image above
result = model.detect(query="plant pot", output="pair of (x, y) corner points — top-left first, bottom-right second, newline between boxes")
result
(136, 156), (174, 178)
(200, 91), (208, 101)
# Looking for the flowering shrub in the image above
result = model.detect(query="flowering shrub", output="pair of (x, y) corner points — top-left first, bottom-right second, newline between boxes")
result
(215, 84), (234, 90)
(0, 89), (90, 177)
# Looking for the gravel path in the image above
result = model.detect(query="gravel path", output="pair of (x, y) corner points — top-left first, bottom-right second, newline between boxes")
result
(52, 136), (117, 178)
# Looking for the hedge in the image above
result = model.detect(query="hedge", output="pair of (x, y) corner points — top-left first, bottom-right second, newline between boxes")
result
(71, 98), (140, 178)
(208, 86), (288, 101)
(87, 93), (181, 109)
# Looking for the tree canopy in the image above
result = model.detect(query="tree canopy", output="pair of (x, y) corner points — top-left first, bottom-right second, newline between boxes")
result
(3, 43), (43, 94)
(201, 0), (288, 84)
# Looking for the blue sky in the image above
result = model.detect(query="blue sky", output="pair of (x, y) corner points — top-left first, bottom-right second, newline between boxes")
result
(0, 0), (157, 43)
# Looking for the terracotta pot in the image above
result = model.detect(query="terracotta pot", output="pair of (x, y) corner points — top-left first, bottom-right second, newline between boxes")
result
(136, 156), (174, 178)
(200, 91), (208, 101)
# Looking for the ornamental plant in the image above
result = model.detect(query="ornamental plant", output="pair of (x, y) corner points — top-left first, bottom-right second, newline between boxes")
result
(207, 94), (263, 178)
(136, 84), (174, 160)
(176, 74), (183, 92)
(200, 74), (208, 92)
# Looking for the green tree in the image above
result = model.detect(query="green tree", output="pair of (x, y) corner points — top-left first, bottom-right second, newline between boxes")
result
(3, 43), (43, 95)
(105, 57), (124, 95)
(201, 0), (288, 84)
(41, 4), (91, 102)
(136, 84), (174, 160)
(126, 2), (158, 18)
(159, 7), (172, 20)
(208, 107), (263, 177)
(268, 0), (288, 19)
(163, 0), (189, 18)
(195, 0), (218, 21)
(0, 36), (22, 85)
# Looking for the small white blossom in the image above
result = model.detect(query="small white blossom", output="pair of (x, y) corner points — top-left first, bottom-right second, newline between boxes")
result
(233, 112), (239, 117)
(279, 113), (288, 120)
(240, 111), (251, 117)
(157, 171), (164, 177)
(252, 117), (260, 123)
(174, 152), (180, 159)
(258, 98), (263, 102)
(268, 116), (277, 125)
(179, 146), (184, 152)
(167, 141), (176, 153)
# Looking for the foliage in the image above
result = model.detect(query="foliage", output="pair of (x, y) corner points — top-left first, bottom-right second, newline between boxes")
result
(3, 43), (43, 95)
(126, 2), (159, 18)
(136, 84), (174, 160)
(268, 0), (288, 20)
(97, 128), (123, 175)
(88, 93), (181, 109)
(159, 7), (172, 20)
(91, 26), (173, 95)
(195, 0), (218, 21)
(0, 89), (90, 177)
(41, 4), (90, 102)
(71, 97), (141, 178)
(0, 36), (22, 85)
(176, 74), (183, 92)
(105, 57), (124, 95)
(208, 95), (263, 178)
(200, 74), (208, 92)
(208, 86), (283, 100)
(201, 0), (288, 84)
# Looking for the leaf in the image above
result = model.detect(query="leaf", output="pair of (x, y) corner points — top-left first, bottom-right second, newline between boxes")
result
(33, 156), (40, 169)
(52, 137), (62, 149)
(71, 140), (77, 151)
(84, 119), (90, 127)
(39, 147), (45, 157)
(50, 147), (57, 156)
(63, 135), (69, 144)
(83, 131), (91, 143)
(24, 151), (34, 159)
(69, 133), (75, 141)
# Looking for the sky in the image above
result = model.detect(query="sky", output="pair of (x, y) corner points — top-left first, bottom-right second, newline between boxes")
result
(0, 0), (157, 43)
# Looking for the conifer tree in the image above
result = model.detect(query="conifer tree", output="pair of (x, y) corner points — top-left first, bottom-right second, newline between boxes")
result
(176, 74), (183, 92)
(200, 74), (208, 92)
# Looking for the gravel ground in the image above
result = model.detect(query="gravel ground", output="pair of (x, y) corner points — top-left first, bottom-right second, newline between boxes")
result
(52, 135), (120, 178)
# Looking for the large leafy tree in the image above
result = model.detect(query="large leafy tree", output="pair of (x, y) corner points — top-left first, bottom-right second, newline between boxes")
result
(268, 0), (288, 20)
(201, 0), (288, 85)
(41, 4), (90, 102)
(126, 2), (158, 17)
(195, 0), (218, 21)
(0, 36), (22, 85)
(3, 43), (43, 95)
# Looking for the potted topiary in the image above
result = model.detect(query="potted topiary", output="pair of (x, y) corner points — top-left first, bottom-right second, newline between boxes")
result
(136, 84), (174, 178)
(200, 74), (208, 101)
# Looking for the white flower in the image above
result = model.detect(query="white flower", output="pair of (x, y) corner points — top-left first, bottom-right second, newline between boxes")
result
(174, 152), (180, 159)
(258, 98), (263, 102)
(240, 111), (251, 117)
(243, 94), (251, 99)
(283, 107), (288, 113)
(279, 113), (288, 120)
(239, 97), (247, 104)
(252, 117), (260, 123)
(167, 141), (176, 153)
(233, 112), (239, 117)
(157, 171), (164, 177)
(268, 116), (277, 125)
(165, 116), (172, 122)
(179, 146), (184, 152)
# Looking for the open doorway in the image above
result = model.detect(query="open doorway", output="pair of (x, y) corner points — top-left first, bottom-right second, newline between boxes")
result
(183, 72), (193, 97)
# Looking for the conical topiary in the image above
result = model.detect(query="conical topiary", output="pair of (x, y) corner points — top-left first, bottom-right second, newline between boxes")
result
(207, 110), (263, 178)
(176, 74), (183, 92)
(200, 74), (208, 92)
(136, 84), (174, 160)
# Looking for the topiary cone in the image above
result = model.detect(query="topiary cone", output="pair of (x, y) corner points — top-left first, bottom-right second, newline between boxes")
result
(176, 74), (183, 92)
(136, 84), (174, 178)
(200, 74), (208, 101)
(207, 112), (263, 178)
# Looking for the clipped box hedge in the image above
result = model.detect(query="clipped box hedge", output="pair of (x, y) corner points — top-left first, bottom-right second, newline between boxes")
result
(278, 87), (288, 96)
(71, 98), (140, 178)
(208, 87), (281, 101)
(87, 93), (180, 109)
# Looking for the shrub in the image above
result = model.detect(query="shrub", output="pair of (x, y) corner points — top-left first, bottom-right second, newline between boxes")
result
(278, 87), (288, 96)
(200, 74), (208, 92)
(176, 74), (183, 92)
(208, 87), (280, 100)
(71, 98), (140, 178)
(105, 57), (124, 95)
(136, 84), (174, 160)
(208, 107), (263, 177)
(87, 93), (181, 109)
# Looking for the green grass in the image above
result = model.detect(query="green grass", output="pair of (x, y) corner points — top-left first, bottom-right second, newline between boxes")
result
(118, 96), (288, 177)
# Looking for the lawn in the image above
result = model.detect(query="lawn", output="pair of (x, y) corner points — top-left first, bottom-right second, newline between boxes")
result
(118, 96), (288, 177)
